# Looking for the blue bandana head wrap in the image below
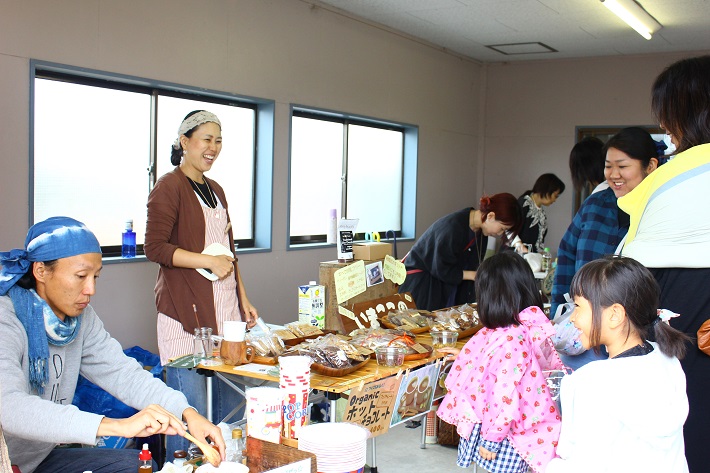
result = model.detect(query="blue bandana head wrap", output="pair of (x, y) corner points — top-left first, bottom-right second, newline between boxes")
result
(0, 217), (101, 394)
(0, 217), (101, 294)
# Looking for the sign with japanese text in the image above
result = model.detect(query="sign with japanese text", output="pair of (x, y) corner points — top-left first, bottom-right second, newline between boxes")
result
(343, 375), (402, 437)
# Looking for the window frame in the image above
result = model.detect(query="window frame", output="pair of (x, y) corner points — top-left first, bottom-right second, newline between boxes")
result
(287, 105), (418, 249)
(30, 60), (275, 258)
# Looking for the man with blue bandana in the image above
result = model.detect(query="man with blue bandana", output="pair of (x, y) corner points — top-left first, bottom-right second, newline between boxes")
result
(0, 217), (225, 473)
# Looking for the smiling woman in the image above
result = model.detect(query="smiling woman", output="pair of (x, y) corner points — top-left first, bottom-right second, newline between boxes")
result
(551, 127), (663, 322)
(144, 110), (260, 459)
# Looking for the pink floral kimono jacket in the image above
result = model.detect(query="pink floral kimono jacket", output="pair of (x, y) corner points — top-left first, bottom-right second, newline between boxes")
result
(437, 306), (564, 473)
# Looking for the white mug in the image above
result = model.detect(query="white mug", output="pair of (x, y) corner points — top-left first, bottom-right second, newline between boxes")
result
(223, 320), (247, 342)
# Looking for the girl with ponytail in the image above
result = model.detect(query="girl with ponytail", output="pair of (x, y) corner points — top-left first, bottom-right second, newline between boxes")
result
(547, 255), (690, 472)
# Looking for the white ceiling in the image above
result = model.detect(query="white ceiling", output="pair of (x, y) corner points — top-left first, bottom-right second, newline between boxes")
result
(310, 0), (710, 63)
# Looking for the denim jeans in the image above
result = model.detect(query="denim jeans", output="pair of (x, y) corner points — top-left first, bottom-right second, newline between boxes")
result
(165, 367), (244, 460)
(34, 447), (156, 473)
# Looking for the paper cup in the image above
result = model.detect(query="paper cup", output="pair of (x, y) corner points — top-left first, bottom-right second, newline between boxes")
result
(279, 356), (312, 439)
(224, 321), (247, 342)
(246, 387), (283, 444)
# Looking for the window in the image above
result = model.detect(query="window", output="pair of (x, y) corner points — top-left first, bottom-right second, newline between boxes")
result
(289, 108), (418, 245)
(31, 61), (274, 257)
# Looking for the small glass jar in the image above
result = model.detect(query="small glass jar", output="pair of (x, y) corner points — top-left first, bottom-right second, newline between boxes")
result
(173, 450), (187, 467)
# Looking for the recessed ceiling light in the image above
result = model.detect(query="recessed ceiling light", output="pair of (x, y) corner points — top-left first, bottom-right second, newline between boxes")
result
(485, 42), (558, 56)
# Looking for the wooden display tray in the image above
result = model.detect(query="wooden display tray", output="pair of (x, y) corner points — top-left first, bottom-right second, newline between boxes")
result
(282, 329), (341, 346)
(378, 319), (430, 334)
(454, 324), (482, 339)
(252, 355), (278, 365)
(310, 357), (370, 377)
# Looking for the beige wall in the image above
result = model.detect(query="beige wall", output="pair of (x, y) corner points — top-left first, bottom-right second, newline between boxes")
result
(1, 1), (706, 353)
(482, 52), (708, 252)
(0, 0), (482, 352)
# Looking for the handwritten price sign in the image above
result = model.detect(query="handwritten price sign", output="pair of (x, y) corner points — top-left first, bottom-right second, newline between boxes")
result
(344, 375), (402, 437)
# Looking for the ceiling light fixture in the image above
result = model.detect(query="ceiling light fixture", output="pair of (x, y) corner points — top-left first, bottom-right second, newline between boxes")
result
(600, 0), (662, 40)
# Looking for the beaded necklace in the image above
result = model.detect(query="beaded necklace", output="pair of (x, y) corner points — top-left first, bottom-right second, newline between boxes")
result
(187, 176), (217, 209)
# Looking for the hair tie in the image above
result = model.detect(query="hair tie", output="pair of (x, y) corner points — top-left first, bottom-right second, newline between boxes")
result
(654, 308), (680, 327)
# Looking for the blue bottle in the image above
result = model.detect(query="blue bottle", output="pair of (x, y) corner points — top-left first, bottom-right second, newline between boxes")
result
(122, 219), (136, 258)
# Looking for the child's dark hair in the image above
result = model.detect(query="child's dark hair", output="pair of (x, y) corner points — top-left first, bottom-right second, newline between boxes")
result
(475, 252), (544, 329)
(570, 256), (691, 359)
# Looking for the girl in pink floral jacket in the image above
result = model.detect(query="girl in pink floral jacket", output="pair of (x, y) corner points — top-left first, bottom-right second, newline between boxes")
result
(437, 252), (565, 473)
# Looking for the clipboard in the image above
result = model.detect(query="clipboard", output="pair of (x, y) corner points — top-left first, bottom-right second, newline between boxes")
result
(197, 242), (234, 281)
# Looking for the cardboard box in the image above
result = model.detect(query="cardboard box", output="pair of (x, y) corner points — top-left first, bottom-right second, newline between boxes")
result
(352, 242), (393, 260)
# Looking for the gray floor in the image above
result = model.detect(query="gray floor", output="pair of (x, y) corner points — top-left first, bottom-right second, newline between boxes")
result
(367, 420), (491, 473)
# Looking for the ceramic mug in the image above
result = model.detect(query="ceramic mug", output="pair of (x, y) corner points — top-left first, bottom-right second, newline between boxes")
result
(220, 340), (256, 366)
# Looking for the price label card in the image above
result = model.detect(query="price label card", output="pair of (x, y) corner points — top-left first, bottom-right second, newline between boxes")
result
(343, 376), (402, 437)
(383, 255), (406, 285)
(334, 260), (367, 304)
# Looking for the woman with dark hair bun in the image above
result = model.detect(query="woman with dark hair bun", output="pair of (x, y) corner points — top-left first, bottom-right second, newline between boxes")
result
(618, 54), (710, 473)
(145, 110), (259, 459)
(398, 193), (522, 310)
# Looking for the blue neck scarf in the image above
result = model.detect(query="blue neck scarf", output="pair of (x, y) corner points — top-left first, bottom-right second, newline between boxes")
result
(0, 217), (100, 394)
(8, 286), (81, 393)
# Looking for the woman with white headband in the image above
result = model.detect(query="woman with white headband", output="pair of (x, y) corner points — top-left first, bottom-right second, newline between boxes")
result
(144, 110), (259, 458)
(0, 217), (224, 473)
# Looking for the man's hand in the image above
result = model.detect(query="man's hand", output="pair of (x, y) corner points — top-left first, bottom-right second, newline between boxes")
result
(183, 407), (226, 461)
(97, 404), (186, 438)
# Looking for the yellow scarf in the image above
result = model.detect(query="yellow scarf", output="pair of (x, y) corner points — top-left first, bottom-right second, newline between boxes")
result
(618, 143), (710, 245)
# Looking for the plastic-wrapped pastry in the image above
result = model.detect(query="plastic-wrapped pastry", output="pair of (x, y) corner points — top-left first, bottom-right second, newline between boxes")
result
(281, 333), (365, 368)
(285, 322), (323, 337)
(246, 332), (285, 356)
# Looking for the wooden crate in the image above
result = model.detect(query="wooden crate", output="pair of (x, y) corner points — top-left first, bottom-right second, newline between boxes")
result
(246, 436), (316, 473)
(319, 260), (397, 333)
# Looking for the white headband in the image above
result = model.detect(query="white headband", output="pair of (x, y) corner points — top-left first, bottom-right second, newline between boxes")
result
(172, 111), (222, 150)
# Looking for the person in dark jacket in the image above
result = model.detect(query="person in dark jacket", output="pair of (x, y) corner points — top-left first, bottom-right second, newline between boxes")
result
(398, 194), (522, 310)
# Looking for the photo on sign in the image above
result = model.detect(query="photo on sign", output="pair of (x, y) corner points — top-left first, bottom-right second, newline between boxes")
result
(365, 261), (384, 287)
(390, 363), (441, 427)
(434, 360), (454, 400)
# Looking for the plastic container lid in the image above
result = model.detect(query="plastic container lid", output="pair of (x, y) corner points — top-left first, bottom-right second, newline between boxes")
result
(173, 450), (187, 459)
(232, 428), (243, 439)
(125, 219), (133, 231)
(139, 443), (152, 461)
(309, 280), (317, 285)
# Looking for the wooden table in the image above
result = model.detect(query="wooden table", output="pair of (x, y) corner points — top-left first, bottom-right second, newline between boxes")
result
(205, 334), (446, 394)
(198, 333), (469, 472)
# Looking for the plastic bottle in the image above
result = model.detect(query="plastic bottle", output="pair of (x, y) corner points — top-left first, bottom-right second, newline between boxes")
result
(326, 209), (337, 244)
(138, 443), (152, 472)
(541, 247), (552, 273)
(227, 428), (246, 463)
(122, 219), (136, 258)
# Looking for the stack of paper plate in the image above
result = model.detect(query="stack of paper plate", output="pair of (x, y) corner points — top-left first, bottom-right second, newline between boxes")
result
(298, 423), (369, 473)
